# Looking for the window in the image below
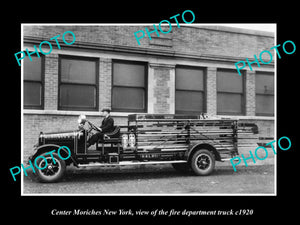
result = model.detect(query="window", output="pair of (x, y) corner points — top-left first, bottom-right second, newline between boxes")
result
(112, 60), (147, 112)
(217, 69), (245, 115)
(23, 55), (44, 109)
(255, 72), (274, 116)
(59, 56), (98, 111)
(175, 66), (205, 114)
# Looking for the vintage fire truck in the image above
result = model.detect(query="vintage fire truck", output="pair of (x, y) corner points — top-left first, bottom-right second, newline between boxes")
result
(28, 114), (258, 182)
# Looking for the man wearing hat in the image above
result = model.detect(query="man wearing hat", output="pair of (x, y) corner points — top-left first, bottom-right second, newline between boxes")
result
(87, 108), (114, 148)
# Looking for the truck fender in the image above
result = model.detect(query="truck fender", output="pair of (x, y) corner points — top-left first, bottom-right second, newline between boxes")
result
(184, 143), (221, 162)
(29, 144), (78, 167)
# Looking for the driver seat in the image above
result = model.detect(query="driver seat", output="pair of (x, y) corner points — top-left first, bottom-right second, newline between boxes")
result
(96, 126), (121, 154)
(97, 126), (120, 143)
(103, 126), (121, 140)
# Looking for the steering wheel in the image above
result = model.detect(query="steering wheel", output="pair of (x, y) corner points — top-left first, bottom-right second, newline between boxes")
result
(78, 120), (99, 140)
(78, 115), (102, 141)
(85, 122), (93, 133)
(87, 121), (101, 132)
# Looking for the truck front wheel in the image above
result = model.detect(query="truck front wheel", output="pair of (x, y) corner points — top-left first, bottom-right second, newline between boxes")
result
(190, 149), (215, 176)
(34, 152), (66, 183)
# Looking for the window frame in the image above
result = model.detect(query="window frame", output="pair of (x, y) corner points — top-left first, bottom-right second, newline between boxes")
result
(175, 65), (207, 114)
(58, 55), (99, 111)
(216, 68), (246, 115)
(255, 71), (274, 116)
(23, 55), (45, 109)
(111, 59), (148, 113)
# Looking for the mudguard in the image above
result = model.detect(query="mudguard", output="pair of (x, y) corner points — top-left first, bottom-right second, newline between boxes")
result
(28, 144), (78, 167)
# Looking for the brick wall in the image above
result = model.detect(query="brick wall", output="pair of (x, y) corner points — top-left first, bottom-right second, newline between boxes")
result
(44, 54), (58, 110)
(206, 67), (217, 116)
(245, 70), (256, 116)
(23, 25), (274, 59)
(99, 58), (112, 109)
(149, 63), (175, 114)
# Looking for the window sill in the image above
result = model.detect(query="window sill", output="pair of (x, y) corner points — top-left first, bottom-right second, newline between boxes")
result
(216, 115), (275, 121)
(23, 109), (133, 117)
(23, 109), (275, 120)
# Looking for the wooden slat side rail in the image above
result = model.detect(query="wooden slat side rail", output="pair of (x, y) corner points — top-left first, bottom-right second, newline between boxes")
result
(257, 137), (275, 148)
(124, 115), (259, 159)
(131, 119), (236, 155)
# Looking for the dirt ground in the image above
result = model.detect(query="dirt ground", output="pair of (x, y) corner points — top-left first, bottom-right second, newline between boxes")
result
(22, 162), (275, 195)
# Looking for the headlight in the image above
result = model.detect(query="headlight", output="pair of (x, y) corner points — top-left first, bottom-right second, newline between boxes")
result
(78, 114), (86, 124)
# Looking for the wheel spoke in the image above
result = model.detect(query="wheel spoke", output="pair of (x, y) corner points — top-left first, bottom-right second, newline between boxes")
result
(196, 154), (211, 170)
(38, 156), (61, 177)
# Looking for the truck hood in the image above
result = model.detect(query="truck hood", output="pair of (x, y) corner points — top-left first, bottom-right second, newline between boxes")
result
(40, 130), (82, 140)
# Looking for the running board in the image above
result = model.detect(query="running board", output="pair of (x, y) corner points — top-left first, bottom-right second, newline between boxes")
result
(221, 158), (239, 162)
(78, 160), (187, 167)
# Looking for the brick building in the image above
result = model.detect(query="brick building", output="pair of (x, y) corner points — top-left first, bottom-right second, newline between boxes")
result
(22, 25), (275, 161)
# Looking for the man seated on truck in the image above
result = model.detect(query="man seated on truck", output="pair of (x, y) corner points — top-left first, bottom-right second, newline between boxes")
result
(86, 108), (114, 148)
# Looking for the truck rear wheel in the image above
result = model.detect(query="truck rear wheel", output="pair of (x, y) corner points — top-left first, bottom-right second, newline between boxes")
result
(35, 152), (66, 183)
(190, 149), (215, 176)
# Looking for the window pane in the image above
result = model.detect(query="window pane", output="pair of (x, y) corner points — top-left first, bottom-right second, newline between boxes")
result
(113, 62), (145, 87)
(217, 69), (243, 93)
(24, 82), (42, 106)
(256, 95), (274, 115)
(60, 84), (96, 108)
(61, 58), (96, 84)
(217, 93), (243, 114)
(176, 67), (204, 91)
(176, 90), (204, 114)
(24, 56), (42, 81)
(256, 72), (274, 95)
(112, 87), (145, 110)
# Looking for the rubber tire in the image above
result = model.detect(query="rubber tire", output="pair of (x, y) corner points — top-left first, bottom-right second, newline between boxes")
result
(34, 152), (66, 183)
(190, 149), (215, 176)
(172, 163), (191, 173)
